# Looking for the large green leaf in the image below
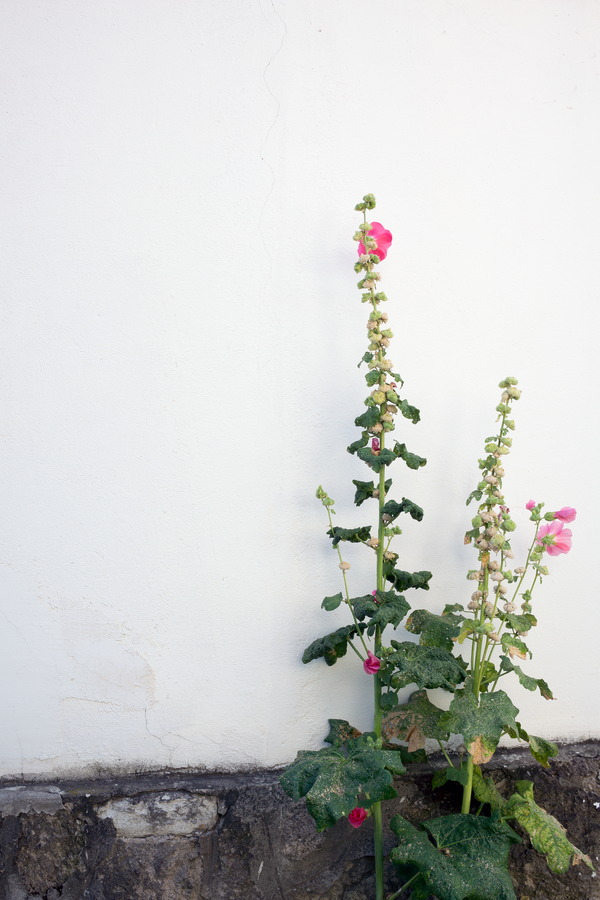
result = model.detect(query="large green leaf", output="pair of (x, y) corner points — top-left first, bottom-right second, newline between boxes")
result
(321, 592), (343, 611)
(439, 687), (519, 764)
(382, 689), (449, 750)
(347, 431), (369, 455)
(390, 814), (520, 900)
(302, 624), (366, 666)
(381, 497), (424, 522)
(354, 406), (380, 429)
(505, 781), (593, 874)
(384, 566), (432, 592)
(324, 719), (361, 747)
(504, 721), (557, 767)
(327, 525), (371, 547)
(499, 655), (554, 700)
(351, 590), (410, 636)
(388, 642), (466, 691)
(352, 478), (392, 506)
(472, 765), (506, 812)
(280, 733), (405, 831)
(405, 608), (464, 651)
(393, 442), (427, 470)
(398, 399), (421, 424)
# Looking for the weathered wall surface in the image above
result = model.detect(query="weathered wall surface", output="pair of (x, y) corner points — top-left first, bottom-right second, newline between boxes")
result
(1, 745), (599, 900)
(1, 0), (600, 780)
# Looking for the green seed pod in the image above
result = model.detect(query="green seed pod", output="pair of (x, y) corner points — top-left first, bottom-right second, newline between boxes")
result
(372, 391), (386, 404)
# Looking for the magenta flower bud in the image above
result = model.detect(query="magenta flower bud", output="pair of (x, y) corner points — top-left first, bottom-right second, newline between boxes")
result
(363, 651), (381, 675)
(553, 506), (576, 523)
(348, 807), (369, 828)
(526, 500), (536, 510)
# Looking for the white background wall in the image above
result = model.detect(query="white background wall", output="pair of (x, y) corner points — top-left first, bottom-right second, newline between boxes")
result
(1, 0), (599, 777)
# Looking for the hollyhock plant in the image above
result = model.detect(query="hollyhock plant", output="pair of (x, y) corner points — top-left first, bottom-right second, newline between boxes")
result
(280, 195), (590, 900)
(348, 807), (369, 828)
(537, 519), (573, 555)
(358, 221), (393, 260)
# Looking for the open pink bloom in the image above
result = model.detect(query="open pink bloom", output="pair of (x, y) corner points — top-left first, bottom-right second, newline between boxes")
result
(358, 222), (393, 261)
(553, 506), (577, 523)
(348, 807), (369, 828)
(363, 651), (381, 674)
(526, 500), (536, 510)
(536, 520), (573, 556)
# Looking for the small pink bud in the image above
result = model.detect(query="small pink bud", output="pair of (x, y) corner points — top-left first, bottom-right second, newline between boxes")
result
(526, 500), (536, 510)
(348, 807), (369, 828)
(363, 651), (381, 675)
(371, 437), (380, 453)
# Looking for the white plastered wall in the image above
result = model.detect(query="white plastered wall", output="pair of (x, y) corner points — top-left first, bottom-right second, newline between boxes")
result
(0, 0), (599, 777)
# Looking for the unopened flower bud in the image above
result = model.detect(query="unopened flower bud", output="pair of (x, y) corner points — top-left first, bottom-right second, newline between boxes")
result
(484, 602), (494, 617)
(485, 475), (498, 485)
(514, 567), (525, 575)
(489, 632), (501, 643)
(382, 514), (392, 525)
(372, 391), (386, 404)
(490, 571), (504, 582)
(507, 387), (521, 399)
(487, 560), (499, 571)
(467, 599), (480, 611)
(504, 549), (514, 559)
(339, 561), (351, 571)
(503, 602), (516, 612)
(367, 538), (380, 549)
(471, 591), (483, 602)
(371, 423), (383, 434)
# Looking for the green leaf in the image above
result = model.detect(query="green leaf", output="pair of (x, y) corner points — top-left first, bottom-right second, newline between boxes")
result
(502, 611), (537, 633)
(466, 488), (483, 506)
(380, 690), (399, 712)
(499, 655), (554, 700)
(357, 446), (396, 471)
(352, 478), (392, 506)
(384, 566), (432, 592)
(302, 624), (366, 666)
(405, 608), (463, 651)
(398, 398), (421, 423)
(351, 591), (411, 636)
(432, 765), (469, 791)
(381, 497), (424, 522)
(280, 734), (405, 831)
(321, 592), (343, 611)
(501, 633), (530, 661)
(354, 406), (380, 429)
(347, 431), (369, 455)
(393, 442), (427, 470)
(388, 642), (466, 691)
(472, 765), (506, 812)
(324, 719), (362, 747)
(505, 781), (593, 873)
(390, 814), (520, 900)
(327, 525), (371, 547)
(527, 734), (559, 768)
(439, 687), (519, 764)
(365, 369), (381, 386)
(382, 689), (450, 749)
(359, 351), (373, 367)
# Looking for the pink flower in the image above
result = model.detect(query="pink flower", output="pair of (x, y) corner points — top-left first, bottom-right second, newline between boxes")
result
(358, 222), (393, 261)
(526, 500), (536, 510)
(363, 651), (381, 674)
(371, 589), (380, 605)
(536, 520), (573, 556)
(371, 437), (380, 453)
(553, 506), (577, 523)
(348, 807), (369, 828)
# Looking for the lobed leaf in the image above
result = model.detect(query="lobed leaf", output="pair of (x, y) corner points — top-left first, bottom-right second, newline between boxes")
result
(405, 608), (463, 651)
(352, 477), (392, 506)
(398, 399), (421, 423)
(321, 592), (343, 611)
(505, 781), (593, 874)
(383, 690), (450, 750)
(327, 525), (371, 547)
(381, 497), (424, 522)
(384, 566), (432, 593)
(351, 591), (411, 636)
(393, 442), (427, 470)
(439, 687), (519, 764)
(357, 446), (397, 472)
(499, 655), (554, 700)
(302, 624), (366, 666)
(390, 814), (520, 900)
(388, 642), (467, 691)
(280, 733), (405, 832)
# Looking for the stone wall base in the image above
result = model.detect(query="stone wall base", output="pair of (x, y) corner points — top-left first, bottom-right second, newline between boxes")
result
(1, 743), (599, 900)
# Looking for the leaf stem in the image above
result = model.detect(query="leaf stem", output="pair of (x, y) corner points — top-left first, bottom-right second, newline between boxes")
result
(386, 872), (421, 900)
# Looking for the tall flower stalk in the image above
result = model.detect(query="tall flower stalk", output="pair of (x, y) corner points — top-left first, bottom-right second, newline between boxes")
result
(280, 196), (592, 900)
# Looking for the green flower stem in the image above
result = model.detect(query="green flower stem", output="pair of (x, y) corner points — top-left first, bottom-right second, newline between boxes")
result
(386, 872), (421, 900)
(373, 427), (387, 900)
(324, 505), (370, 655)
(437, 740), (455, 768)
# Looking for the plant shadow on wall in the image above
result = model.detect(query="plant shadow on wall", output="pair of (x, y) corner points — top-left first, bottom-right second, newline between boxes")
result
(280, 195), (593, 900)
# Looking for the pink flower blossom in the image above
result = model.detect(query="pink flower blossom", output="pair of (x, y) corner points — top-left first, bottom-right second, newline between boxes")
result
(358, 222), (393, 261)
(371, 437), (380, 453)
(348, 807), (369, 828)
(536, 520), (573, 556)
(553, 506), (577, 523)
(526, 500), (536, 510)
(363, 651), (381, 674)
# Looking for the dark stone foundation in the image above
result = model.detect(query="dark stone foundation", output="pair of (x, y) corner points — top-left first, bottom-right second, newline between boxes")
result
(1, 742), (599, 900)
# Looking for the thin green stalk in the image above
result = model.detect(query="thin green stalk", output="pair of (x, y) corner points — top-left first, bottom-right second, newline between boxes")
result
(386, 872), (421, 900)
(324, 504), (370, 655)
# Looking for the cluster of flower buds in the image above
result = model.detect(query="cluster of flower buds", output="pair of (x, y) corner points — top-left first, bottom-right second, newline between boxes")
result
(351, 195), (404, 440)
(464, 379), (520, 557)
